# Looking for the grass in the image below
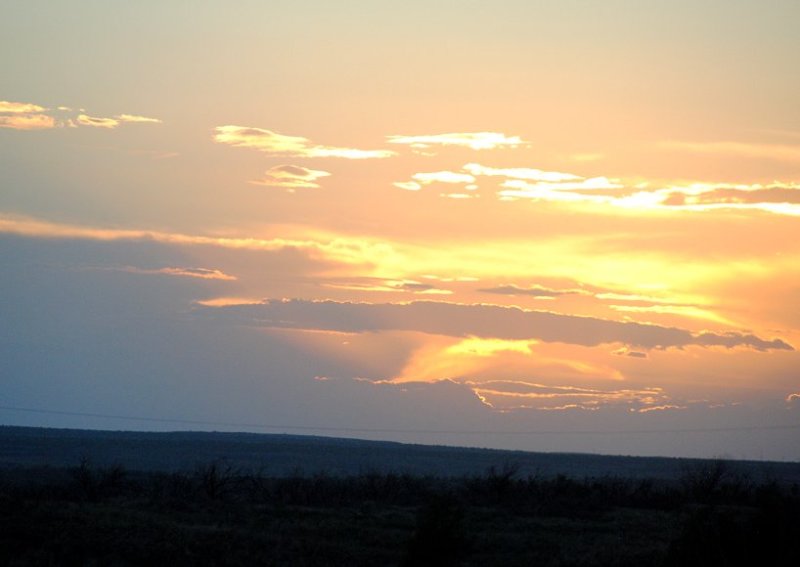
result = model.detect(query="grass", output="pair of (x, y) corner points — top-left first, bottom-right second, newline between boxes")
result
(1, 458), (798, 565)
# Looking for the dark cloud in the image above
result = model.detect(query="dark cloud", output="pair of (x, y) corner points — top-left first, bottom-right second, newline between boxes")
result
(694, 187), (800, 205)
(613, 348), (649, 358)
(663, 186), (800, 207)
(478, 284), (584, 298)
(198, 299), (793, 351)
(397, 281), (437, 292)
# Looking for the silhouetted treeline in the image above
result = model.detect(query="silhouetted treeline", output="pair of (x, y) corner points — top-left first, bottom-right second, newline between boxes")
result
(1, 459), (797, 565)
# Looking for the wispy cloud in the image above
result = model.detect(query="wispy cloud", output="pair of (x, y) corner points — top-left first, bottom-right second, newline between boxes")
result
(197, 298), (793, 352)
(117, 266), (237, 281)
(0, 113), (56, 130)
(0, 101), (47, 114)
(612, 348), (648, 358)
(463, 379), (668, 411)
(77, 113), (163, 129)
(0, 214), (394, 267)
(252, 164), (331, 190)
(609, 304), (733, 326)
(323, 278), (451, 295)
(213, 125), (395, 159)
(636, 404), (685, 413)
(115, 114), (162, 124)
(412, 171), (476, 184)
(76, 114), (120, 129)
(387, 132), (526, 151)
(0, 100), (161, 131)
(463, 162), (581, 182)
(478, 284), (587, 298)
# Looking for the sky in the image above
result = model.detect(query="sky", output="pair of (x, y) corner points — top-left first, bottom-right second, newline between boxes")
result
(2, 0), (799, 461)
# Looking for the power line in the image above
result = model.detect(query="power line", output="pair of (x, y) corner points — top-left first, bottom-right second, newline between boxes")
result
(2, 404), (799, 437)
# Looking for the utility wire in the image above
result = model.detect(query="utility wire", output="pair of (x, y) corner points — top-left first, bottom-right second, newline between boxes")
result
(1, 404), (799, 437)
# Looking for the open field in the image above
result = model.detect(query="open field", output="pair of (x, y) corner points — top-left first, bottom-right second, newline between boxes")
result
(3, 426), (800, 482)
(1, 426), (799, 565)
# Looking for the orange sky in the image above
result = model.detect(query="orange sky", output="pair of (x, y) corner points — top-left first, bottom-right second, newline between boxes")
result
(2, 1), (799, 459)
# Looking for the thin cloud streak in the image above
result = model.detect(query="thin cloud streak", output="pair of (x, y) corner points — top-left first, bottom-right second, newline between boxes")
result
(213, 125), (395, 159)
(252, 164), (332, 190)
(0, 100), (161, 131)
(0, 214), (393, 267)
(115, 266), (237, 281)
(387, 132), (526, 151)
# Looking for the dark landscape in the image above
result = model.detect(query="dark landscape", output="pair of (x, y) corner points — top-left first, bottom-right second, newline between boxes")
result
(2, 426), (799, 565)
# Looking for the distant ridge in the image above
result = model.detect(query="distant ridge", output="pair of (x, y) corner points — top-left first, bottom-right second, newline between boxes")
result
(2, 425), (799, 482)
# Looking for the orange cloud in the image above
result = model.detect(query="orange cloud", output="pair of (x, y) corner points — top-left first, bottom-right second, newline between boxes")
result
(0, 101), (47, 113)
(115, 114), (162, 124)
(76, 114), (120, 128)
(0, 113), (56, 130)
(478, 284), (588, 298)
(636, 404), (685, 413)
(0, 100), (160, 131)
(463, 162), (581, 182)
(213, 125), (395, 159)
(387, 132), (525, 151)
(0, 214), (394, 268)
(412, 171), (476, 184)
(0, 100), (56, 130)
(118, 266), (237, 280)
(459, 380), (668, 411)
(252, 164), (332, 190)
(323, 278), (451, 295)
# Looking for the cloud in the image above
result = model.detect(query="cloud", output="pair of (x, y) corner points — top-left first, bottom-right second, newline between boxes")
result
(322, 278), (451, 295)
(500, 176), (623, 194)
(412, 171), (476, 184)
(463, 163), (581, 183)
(0, 214), (394, 267)
(636, 404), (685, 413)
(609, 304), (733, 325)
(393, 181), (423, 191)
(76, 114), (120, 128)
(478, 284), (586, 298)
(393, 170), (478, 193)
(252, 164), (332, 190)
(658, 184), (800, 216)
(197, 298), (793, 352)
(387, 132), (526, 151)
(77, 113), (163, 128)
(392, 161), (800, 216)
(787, 393), (800, 403)
(0, 100), (160, 131)
(118, 266), (237, 281)
(394, 162), (623, 204)
(0, 101), (47, 114)
(612, 182), (800, 217)
(0, 113), (57, 130)
(0, 100), (56, 130)
(115, 114), (162, 124)
(612, 348), (648, 359)
(440, 193), (478, 199)
(463, 379), (668, 411)
(213, 125), (395, 159)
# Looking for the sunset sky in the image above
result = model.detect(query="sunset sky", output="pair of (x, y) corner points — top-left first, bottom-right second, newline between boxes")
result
(2, 1), (799, 460)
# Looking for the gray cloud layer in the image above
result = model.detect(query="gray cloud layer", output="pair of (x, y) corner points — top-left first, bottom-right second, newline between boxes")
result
(199, 299), (793, 351)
